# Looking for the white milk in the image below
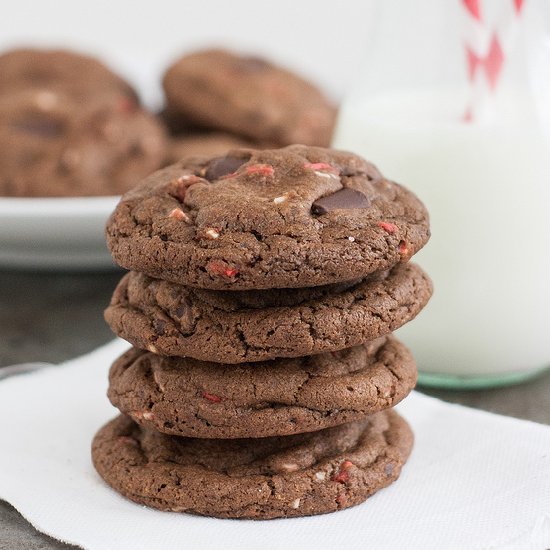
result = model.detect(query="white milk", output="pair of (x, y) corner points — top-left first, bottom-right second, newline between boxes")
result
(333, 90), (550, 382)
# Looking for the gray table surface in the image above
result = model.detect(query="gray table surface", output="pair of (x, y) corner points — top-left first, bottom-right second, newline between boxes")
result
(1, 269), (549, 550)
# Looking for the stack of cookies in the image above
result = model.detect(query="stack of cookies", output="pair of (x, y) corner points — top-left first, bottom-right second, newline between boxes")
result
(92, 145), (432, 519)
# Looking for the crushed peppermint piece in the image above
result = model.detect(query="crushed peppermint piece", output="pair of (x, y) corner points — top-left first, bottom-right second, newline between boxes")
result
(304, 162), (339, 174)
(202, 392), (223, 403)
(207, 261), (239, 278)
(169, 208), (191, 223)
(332, 460), (353, 483)
(378, 221), (398, 234)
(205, 228), (220, 239)
(399, 240), (410, 256)
(273, 194), (287, 204)
(245, 164), (274, 177)
(348, 236), (355, 242)
(315, 471), (326, 481)
(290, 498), (301, 509)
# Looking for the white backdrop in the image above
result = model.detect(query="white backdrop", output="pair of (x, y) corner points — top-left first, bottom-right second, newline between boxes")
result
(0, 0), (374, 107)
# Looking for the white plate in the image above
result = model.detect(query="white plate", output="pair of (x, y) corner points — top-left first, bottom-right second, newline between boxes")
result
(0, 196), (120, 269)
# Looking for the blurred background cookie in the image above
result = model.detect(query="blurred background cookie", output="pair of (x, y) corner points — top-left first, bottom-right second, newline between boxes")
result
(162, 48), (337, 147)
(165, 132), (259, 165)
(0, 90), (166, 197)
(0, 48), (137, 100)
(0, 48), (167, 197)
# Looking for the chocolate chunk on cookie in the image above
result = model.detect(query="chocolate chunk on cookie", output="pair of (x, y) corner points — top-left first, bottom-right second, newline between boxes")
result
(108, 336), (416, 439)
(0, 90), (167, 197)
(104, 262), (432, 363)
(162, 49), (336, 146)
(92, 411), (413, 519)
(106, 145), (430, 289)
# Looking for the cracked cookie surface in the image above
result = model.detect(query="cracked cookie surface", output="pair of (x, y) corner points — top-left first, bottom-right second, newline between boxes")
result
(106, 145), (430, 290)
(91, 410), (412, 519)
(108, 335), (416, 438)
(104, 262), (432, 363)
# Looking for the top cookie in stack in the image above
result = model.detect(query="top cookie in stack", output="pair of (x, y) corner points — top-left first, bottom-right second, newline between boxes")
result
(106, 145), (430, 290)
(95, 144), (432, 519)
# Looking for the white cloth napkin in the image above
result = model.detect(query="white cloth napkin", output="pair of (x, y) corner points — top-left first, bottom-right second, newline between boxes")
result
(0, 340), (549, 550)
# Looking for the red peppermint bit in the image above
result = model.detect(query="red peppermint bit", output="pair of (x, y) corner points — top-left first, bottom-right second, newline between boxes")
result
(332, 460), (353, 483)
(171, 175), (203, 201)
(207, 261), (239, 278)
(378, 221), (398, 234)
(117, 96), (137, 114)
(202, 391), (223, 403)
(336, 494), (348, 506)
(245, 164), (274, 177)
(399, 240), (410, 256)
(303, 162), (339, 174)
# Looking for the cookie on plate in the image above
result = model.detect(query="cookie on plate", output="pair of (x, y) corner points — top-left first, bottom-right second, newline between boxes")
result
(104, 262), (432, 363)
(92, 410), (412, 519)
(108, 335), (416, 438)
(106, 145), (430, 290)
(0, 90), (167, 197)
(162, 49), (336, 147)
(0, 48), (136, 100)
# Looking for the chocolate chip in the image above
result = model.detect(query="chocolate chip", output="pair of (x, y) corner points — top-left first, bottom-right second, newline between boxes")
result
(12, 116), (64, 137)
(175, 300), (194, 334)
(152, 319), (166, 336)
(311, 188), (370, 215)
(205, 155), (249, 181)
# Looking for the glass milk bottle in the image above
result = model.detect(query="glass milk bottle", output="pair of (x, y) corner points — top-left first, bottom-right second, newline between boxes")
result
(334, 0), (550, 388)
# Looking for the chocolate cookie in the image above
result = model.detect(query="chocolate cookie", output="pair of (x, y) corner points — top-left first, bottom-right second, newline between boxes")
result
(92, 411), (412, 519)
(105, 262), (432, 364)
(166, 133), (258, 164)
(0, 90), (167, 197)
(108, 336), (416, 439)
(106, 146), (430, 290)
(0, 48), (136, 100)
(162, 49), (336, 147)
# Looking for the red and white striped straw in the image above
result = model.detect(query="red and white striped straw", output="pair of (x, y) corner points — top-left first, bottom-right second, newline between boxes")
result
(461, 0), (526, 122)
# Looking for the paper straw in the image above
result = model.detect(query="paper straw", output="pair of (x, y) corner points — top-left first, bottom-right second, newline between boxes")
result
(461, 0), (526, 122)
